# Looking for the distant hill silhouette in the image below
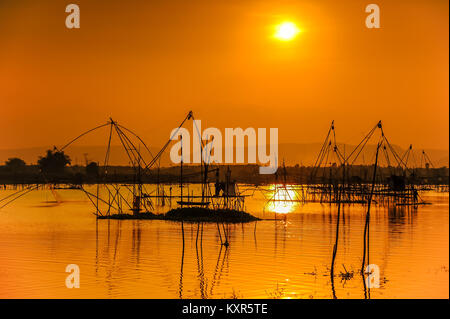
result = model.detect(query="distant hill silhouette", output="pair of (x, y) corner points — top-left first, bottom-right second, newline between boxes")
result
(0, 143), (448, 168)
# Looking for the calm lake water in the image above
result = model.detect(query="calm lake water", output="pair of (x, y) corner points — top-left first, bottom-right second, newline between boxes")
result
(0, 184), (448, 299)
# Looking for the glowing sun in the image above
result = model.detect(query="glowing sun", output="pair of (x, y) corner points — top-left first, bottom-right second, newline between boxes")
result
(274, 22), (300, 41)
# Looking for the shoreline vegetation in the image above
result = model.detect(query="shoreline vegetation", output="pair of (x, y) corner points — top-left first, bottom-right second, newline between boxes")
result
(0, 163), (448, 185)
(97, 207), (260, 222)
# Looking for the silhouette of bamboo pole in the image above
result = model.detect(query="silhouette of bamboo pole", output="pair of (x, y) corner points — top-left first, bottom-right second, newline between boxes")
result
(361, 142), (381, 274)
(330, 162), (345, 299)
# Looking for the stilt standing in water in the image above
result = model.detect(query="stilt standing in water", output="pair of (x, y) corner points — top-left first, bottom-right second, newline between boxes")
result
(361, 142), (381, 274)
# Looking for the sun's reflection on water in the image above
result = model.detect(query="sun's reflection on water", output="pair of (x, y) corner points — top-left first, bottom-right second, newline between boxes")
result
(265, 184), (299, 214)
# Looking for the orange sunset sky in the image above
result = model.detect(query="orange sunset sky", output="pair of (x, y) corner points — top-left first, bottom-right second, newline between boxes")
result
(0, 0), (448, 151)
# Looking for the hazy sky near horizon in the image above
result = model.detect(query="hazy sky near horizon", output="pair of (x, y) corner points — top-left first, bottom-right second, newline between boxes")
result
(0, 0), (448, 151)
